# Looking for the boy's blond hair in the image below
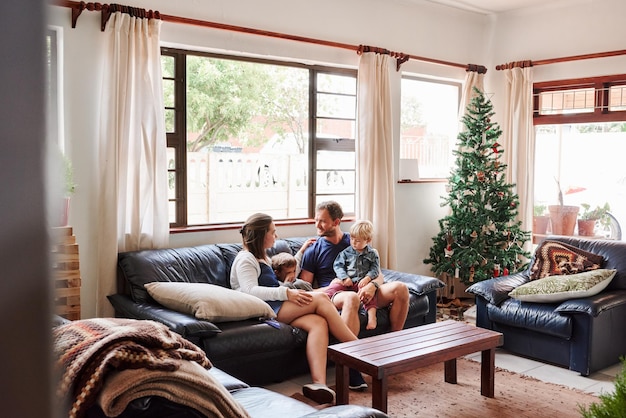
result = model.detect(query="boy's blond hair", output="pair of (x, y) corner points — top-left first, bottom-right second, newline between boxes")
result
(350, 220), (374, 241)
(271, 252), (297, 273)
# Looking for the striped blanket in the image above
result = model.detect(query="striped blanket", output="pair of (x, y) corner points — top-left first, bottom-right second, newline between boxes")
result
(53, 317), (212, 418)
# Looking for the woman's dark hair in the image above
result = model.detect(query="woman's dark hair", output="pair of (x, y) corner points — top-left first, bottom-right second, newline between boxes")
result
(240, 213), (273, 259)
(316, 200), (344, 221)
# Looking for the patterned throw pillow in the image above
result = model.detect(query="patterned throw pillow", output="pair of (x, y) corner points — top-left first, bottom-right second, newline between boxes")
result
(530, 240), (604, 280)
(509, 269), (616, 303)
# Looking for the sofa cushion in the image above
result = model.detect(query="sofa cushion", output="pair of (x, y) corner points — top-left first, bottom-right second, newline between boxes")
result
(145, 282), (276, 322)
(487, 298), (573, 339)
(118, 245), (230, 303)
(509, 269), (616, 303)
(530, 240), (604, 280)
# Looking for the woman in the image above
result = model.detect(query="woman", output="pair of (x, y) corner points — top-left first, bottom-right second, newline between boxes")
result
(230, 213), (358, 404)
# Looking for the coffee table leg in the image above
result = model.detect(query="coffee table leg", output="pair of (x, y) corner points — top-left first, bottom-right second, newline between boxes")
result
(371, 376), (388, 413)
(335, 363), (349, 405)
(444, 358), (457, 384)
(481, 348), (496, 397)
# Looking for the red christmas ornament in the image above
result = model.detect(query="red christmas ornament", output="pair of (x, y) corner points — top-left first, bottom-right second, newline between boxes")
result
(503, 267), (510, 276)
(493, 264), (501, 277)
(492, 142), (500, 153)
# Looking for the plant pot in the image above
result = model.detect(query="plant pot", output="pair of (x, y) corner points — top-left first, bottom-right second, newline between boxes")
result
(578, 219), (597, 236)
(548, 205), (579, 236)
(533, 215), (550, 235)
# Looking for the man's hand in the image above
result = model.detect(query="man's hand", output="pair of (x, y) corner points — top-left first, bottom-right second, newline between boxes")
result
(357, 276), (371, 289)
(358, 282), (377, 305)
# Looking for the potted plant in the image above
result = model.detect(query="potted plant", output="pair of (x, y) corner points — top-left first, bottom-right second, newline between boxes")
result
(578, 202), (611, 236)
(533, 204), (550, 235)
(547, 179), (580, 236)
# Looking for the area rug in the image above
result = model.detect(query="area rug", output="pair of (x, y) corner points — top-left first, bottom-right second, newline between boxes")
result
(291, 358), (601, 417)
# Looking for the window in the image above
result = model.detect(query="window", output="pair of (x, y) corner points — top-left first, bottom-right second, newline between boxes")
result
(163, 48), (356, 227)
(400, 76), (461, 179)
(533, 75), (626, 239)
(46, 27), (64, 151)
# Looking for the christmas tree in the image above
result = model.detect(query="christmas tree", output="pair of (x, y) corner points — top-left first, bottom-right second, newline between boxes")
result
(423, 88), (531, 285)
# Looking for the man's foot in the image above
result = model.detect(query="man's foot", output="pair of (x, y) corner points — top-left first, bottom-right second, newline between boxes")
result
(349, 368), (368, 391)
(302, 383), (335, 404)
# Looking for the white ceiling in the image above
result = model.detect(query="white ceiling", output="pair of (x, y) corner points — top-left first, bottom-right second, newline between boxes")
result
(420, 0), (551, 14)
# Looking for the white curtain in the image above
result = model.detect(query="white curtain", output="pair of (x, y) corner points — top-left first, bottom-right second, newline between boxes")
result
(96, 12), (169, 316)
(356, 52), (397, 269)
(459, 69), (485, 119)
(502, 66), (535, 246)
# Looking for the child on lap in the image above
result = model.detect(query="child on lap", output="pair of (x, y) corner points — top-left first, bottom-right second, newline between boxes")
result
(328, 220), (381, 330)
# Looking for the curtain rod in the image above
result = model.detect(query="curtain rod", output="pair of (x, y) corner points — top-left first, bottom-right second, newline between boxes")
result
(54, 0), (486, 73)
(496, 49), (626, 70)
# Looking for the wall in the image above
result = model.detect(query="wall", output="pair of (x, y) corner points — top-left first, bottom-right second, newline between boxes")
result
(48, 0), (626, 319)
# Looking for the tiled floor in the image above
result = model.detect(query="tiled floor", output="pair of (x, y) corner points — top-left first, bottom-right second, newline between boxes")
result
(264, 306), (621, 398)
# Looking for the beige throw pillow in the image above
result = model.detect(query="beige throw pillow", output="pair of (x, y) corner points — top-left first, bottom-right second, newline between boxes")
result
(145, 282), (276, 322)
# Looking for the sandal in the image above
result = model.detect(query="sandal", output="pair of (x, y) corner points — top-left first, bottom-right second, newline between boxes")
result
(302, 383), (336, 404)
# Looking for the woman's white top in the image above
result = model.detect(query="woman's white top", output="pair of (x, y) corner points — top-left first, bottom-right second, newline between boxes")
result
(230, 250), (288, 301)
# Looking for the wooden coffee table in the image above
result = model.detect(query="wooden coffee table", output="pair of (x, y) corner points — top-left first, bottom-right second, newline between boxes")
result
(328, 320), (503, 413)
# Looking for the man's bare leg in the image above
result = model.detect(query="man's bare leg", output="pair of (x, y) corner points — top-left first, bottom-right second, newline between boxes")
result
(332, 291), (361, 335)
(377, 282), (410, 331)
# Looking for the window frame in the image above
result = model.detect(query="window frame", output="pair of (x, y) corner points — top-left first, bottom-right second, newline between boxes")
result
(162, 47), (357, 229)
(534, 74), (626, 125)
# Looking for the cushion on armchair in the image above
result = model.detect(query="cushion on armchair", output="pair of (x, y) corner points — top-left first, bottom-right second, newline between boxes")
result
(466, 271), (530, 305)
(530, 240), (604, 280)
(508, 269), (616, 303)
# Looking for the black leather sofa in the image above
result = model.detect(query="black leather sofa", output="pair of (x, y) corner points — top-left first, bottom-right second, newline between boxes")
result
(109, 237), (444, 385)
(467, 236), (626, 376)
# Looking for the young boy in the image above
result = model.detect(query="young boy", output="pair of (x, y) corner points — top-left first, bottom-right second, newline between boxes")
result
(271, 252), (313, 291)
(328, 220), (381, 330)
(271, 237), (316, 291)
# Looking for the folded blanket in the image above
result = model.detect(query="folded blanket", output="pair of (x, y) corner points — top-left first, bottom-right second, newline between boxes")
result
(97, 359), (250, 418)
(53, 318), (211, 418)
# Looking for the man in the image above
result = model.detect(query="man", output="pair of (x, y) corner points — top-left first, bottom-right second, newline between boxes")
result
(299, 200), (410, 390)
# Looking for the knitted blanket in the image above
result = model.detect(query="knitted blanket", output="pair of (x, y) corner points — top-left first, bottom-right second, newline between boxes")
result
(97, 359), (250, 418)
(53, 318), (212, 418)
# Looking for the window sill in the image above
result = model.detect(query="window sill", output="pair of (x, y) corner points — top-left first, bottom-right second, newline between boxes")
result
(398, 178), (447, 183)
(170, 216), (357, 234)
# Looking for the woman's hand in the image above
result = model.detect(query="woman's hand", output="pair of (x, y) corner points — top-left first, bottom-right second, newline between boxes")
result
(287, 288), (313, 306)
(299, 238), (316, 253)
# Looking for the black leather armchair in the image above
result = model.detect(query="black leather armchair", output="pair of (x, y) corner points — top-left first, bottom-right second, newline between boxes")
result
(467, 236), (626, 376)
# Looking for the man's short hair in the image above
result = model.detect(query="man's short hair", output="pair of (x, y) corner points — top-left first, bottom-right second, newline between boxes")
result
(316, 200), (344, 221)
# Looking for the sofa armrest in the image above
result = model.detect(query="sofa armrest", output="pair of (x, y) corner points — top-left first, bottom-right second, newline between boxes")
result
(466, 271), (530, 306)
(555, 290), (626, 316)
(381, 269), (444, 296)
(107, 294), (221, 338)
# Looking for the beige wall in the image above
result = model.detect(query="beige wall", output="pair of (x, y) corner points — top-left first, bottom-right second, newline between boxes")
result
(47, 0), (626, 319)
